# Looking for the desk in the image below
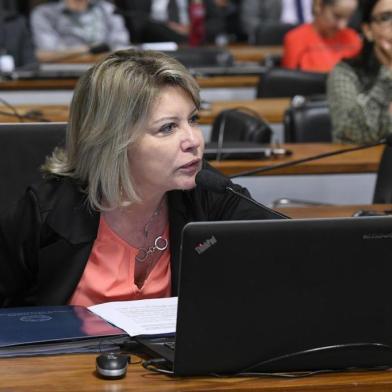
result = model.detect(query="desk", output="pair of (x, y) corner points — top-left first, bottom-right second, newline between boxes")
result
(0, 74), (259, 105)
(0, 104), (69, 123)
(211, 143), (383, 177)
(0, 99), (289, 125)
(200, 98), (290, 124)
(1, 353), (392, 391)
(229, 45), (283, 63)
(277, 203), (392, 219)
(211, 143), (384, 205)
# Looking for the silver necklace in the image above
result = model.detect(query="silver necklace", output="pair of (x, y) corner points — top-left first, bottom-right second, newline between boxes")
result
(135, 198), (168, 263)
(135, 236), (168, 263)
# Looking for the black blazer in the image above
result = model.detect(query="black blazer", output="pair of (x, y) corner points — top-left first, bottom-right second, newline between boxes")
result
(0, 164), (281, 306)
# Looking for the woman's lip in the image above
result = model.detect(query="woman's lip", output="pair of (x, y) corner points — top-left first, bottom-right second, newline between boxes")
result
(180, 159), (201, 169)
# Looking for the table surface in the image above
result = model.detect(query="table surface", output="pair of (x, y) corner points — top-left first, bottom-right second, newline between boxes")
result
(1, 350), (392, 391)
(211, 143), (384, 176)
(0, 99), (290, 124)
(0, 45), (280, 92)
(6, 98), (293, 130)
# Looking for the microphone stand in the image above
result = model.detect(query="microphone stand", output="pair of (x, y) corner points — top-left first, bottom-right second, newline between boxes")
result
(226, 185), (289, 219)
(229, 140), (386, 179)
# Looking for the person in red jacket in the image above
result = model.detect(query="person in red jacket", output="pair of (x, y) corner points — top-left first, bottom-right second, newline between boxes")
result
(282, 0), (362, 72)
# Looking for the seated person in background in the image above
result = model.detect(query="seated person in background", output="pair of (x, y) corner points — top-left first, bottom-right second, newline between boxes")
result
(114, 0), (190, 44)
(282, 0), (362, 72)
(327, 0), (392, 144)
(240, 0), (313, 44)
(31, 0), (130, 62)
(1, 11), (37, 69)
(0, 49), (281, 307)
(116, 0), (234, 45)
(203, 0), (243, 44)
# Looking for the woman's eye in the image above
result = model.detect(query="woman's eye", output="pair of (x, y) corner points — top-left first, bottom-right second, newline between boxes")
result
(189, 114), (200, 125)
(159, 123), (176, 134)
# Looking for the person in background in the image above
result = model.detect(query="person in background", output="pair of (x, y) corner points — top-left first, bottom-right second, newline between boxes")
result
(0, 10), (37, 69)
(31, 0), (130, 62)
(115, 0), (235, 44)
(114, 0), (190, 43)
(0, 48), (283, 307)
(240, 0), (313, 43)
(282, 0), (361, 72)
(327, 0), (392, 144)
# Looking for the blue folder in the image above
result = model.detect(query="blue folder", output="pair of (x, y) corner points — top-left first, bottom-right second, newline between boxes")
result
(0, 305), (128, 357)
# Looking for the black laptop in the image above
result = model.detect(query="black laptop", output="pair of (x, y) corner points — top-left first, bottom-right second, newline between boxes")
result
(138, 216), (392, 376)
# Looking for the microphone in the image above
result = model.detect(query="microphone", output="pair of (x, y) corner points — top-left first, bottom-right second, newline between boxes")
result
(195, 169), (289, 219)
(229, 136), (392, 179)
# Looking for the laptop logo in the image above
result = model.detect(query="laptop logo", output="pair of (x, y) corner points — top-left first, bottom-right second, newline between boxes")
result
(195, 235), (217, 254)
(363, 232), (392, 240)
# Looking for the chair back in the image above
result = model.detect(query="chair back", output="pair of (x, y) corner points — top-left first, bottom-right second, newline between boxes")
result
(0, 122), (66, 209)
(254, 22), (296, 45)
(283, 96), (332, 142)
(257, 67), (327, 98)
(373, 144), (392, 203)
(210, 108), (272, 144)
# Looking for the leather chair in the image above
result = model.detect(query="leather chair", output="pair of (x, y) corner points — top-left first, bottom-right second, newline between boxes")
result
(0, 122), (66, 210)
(210, 108), (272, 144)
(373, 144), (392, 203)
(283, 96), (332, 142)
(254, 22), (296, 46)
(257, 67), (327, 98)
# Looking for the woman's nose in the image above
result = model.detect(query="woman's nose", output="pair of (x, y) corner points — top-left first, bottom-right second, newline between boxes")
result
(181, 125), (202, 151)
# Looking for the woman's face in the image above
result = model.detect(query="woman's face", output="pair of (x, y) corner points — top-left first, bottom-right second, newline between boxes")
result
(314, 0), (358, 37)
(128, 86), (204, 199)
(363, 0), (392, 50)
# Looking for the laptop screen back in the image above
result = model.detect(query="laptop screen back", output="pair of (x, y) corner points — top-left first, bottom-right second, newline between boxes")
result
(173, 217), (392, 376)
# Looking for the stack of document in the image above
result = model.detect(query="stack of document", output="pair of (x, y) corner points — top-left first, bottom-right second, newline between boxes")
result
(0, 297), (178, 357)
(0, 305), (127, 357)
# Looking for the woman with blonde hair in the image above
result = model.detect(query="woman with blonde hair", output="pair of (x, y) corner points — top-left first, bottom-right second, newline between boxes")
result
(0, 49), (281, 307)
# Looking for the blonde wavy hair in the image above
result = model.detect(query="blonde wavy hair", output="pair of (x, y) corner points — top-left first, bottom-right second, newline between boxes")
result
(43, 49), (200, 210)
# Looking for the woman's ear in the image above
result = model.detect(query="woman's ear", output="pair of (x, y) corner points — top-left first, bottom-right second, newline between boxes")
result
(362, 23), (374, 41)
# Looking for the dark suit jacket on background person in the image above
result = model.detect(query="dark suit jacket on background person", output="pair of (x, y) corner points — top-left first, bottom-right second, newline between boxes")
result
(0, 163), (281, 307)
(1, 12), (37, 68)
(115, 0), (189, 43)
(115, 0), (236, 44)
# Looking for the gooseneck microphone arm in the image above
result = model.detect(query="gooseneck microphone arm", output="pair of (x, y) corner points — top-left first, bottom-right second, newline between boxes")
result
(229, 139), (388, 179)
(195, 169), (289, 219)
(225, 184), (289, 219)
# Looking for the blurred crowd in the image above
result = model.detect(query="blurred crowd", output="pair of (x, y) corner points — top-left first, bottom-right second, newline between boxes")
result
(1, 0), (362, 67)
(0, 0), (391, 144)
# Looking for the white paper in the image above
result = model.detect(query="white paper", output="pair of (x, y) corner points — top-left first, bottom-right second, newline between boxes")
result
(89, 297), (177, 337)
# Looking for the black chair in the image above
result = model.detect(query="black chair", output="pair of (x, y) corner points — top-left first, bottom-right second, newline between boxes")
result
(257, 67), (327, 98)
(373, 144), (392, 203)
(283, 96), (332, 142)
(0, 122), (66, 209)
(210, 108), (272, 144)
(254, 22), (297, 46)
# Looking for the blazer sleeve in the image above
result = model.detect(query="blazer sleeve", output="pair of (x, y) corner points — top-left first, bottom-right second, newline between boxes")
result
(0, 189), (43, 305)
